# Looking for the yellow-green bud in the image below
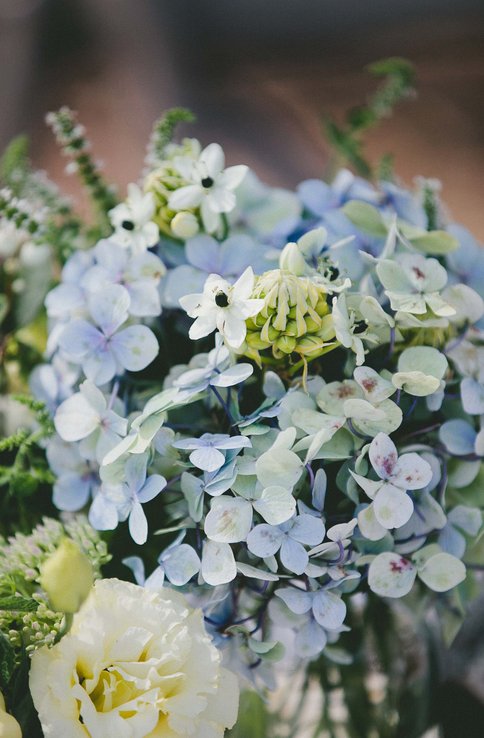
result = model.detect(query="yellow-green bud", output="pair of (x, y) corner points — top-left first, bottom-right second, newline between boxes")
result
(242, 269), (336, 363)
(171, 211), (199, 239)
(0, 693), (22, 738)
(40, 538), (93, 614)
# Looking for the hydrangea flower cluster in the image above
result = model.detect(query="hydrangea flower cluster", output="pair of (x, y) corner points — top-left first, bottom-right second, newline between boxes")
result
(22, 112), (484, 700)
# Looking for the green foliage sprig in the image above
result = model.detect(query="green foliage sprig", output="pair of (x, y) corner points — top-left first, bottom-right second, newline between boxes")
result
(0, 397), (54, 523)
(146, 107), (196, 166)
(324, 57), (416, 179)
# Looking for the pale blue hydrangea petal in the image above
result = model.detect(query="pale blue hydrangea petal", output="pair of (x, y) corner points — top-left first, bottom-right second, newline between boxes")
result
(53, 474), (91, 512)
(54, 391), (100, 442)
(246, 524), (284, 558)
(438, 523), (467, 559)
(162, 544), (201, 586)
(127, 282), (161, 317)
(312, 591), (346, 630)
(111, 325), (159, 373)
(312, 468), (327, 512)
(275, 587), (312, 615)
(295, 620), (328, 659)
(204, 496), (253, 543)
(186, 235), (221, 272)
(59, 320), (103, 361)
(125, 454), (148, 491)
(290, 514), (325, 546)
(252, 486), (296, 525)
(122, 555), (146, 586)
(89, 493), (119, 530)
(162, 265), (206, 308)
(83, 345), (117, 386)
(190, 446), (226, 472)
(45, 283), (86, 320)
(210, 363), (253, 387)
(201, 540), (237, 586)
(449, 505), (482, 536)
(280, 536), (308, 575)
(128, 501), (148, 545)
(461, 377), (484, 415)
(88, 284), (130, 336)
(181, 472), (205, 522)
(439, 419), (476, 456)
(137, 474), (166, 503)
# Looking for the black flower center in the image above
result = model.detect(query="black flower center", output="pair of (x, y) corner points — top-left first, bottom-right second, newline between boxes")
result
(201, 177), (214, 189)
(121, 220), (135, 231)
(353, 320), (367, 335)
(327, 266), (340, 281)
(215, 291), (229, 307)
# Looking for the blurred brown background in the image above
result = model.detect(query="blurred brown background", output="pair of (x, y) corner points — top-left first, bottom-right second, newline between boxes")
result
(1, 0), (483, 236)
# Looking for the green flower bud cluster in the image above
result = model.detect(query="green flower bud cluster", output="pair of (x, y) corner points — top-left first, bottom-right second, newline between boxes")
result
(144, 138), (201, 239)
(243, 269), (336, 363)
(0, 517), (110, 654)
(3, 594), (62, 653)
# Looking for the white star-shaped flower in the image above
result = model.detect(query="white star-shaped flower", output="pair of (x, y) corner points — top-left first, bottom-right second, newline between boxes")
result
(109, 184), (159, 253)
(179, 266), (264, 348)
(169, 143), (248, 233)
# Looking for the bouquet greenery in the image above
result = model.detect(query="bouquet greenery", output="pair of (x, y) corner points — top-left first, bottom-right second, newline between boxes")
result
(0, 60), (483, 738)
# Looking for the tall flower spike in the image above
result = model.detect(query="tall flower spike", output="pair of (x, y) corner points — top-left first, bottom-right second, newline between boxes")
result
(46, 107), (117, 218)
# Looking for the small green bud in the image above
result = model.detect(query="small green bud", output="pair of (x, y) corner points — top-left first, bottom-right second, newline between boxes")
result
(40, 538), (93, 614)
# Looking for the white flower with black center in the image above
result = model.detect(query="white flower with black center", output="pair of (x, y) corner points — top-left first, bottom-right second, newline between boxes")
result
(179, 266), (264, 348)
(168, 143), (248, 234)
(109, 183), (159, 253)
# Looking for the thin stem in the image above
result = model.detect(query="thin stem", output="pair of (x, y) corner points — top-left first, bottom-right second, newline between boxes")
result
(210, 384), (236, 426)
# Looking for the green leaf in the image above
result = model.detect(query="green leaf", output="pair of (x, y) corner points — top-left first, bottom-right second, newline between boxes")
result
(341, 201), (387, 237)
(0, 632), (15, 689)
(0, 595), (38, 612)
(226, 691), (271, 738)
(407, 229), (459, 255)
(0, 294), (8, 325)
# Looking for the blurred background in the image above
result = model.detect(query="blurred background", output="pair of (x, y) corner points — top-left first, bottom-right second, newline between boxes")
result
(1, 0), (484, 236)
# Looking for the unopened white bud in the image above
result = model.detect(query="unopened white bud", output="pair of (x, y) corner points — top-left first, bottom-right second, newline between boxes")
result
(171, 211), (199, 240)
(279, 242), (307, 276)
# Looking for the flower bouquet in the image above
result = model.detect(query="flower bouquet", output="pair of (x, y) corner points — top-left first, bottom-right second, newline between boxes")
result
(0, 60), (483, 738)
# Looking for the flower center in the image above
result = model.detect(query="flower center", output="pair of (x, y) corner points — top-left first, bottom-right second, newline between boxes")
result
(352, 320), (367, 335)
(201, 177), (214, 189)
(121, 220), (135, 231)
(215, 291), (230, 307)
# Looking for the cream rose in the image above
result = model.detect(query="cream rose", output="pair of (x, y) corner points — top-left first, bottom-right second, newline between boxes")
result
(29, 578), (239, 738)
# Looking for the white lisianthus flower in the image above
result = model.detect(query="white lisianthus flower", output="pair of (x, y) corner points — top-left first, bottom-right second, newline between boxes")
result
(109, 184), (159, 253)
(29, 578), (239, 738)
(179, 266), (264, 348)
(168, 143), (248, 234)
